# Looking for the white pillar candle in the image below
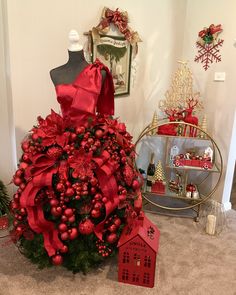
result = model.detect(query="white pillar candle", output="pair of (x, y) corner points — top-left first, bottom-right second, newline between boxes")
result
(192, 191), (199, 199)
(186, 191), (192, 198)
(206, 214), (216, 235)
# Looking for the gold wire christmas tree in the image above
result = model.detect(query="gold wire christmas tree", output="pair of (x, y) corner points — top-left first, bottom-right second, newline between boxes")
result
(159, 61), (203, 114)
(149, 111), (158, 135)
(153, 161), (165, 182)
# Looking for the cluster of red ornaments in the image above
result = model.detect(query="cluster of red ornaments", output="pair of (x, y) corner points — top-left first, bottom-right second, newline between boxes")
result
(10, 111), (141, 266)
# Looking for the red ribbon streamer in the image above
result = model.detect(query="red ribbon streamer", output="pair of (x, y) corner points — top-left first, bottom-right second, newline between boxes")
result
(93, 150), (120, 240)
(20, 163), (64, 257)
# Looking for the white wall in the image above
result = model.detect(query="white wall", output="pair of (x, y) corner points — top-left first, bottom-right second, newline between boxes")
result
(0, 0), (16, 193)
(5, 0), (187, 158)
(182, 0), (236, 205)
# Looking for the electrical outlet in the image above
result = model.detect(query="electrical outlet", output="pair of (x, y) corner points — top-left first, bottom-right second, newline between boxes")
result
(214, 72), (226, 81)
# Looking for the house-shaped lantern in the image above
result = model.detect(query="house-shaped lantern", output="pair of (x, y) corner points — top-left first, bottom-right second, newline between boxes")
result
(118, 212), (160, 288)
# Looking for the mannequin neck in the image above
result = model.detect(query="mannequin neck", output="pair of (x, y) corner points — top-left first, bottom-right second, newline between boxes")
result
(67, 50), (85, 65)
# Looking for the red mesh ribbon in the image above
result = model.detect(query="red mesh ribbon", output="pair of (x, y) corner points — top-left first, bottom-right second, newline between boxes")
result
(93, 150), (120, 240)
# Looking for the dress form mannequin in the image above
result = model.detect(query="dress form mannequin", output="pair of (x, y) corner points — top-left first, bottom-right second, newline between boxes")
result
(50, 30), (106, 86)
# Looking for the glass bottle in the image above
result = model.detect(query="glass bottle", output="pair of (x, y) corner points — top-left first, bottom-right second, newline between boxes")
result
(146, 153), (155, 192)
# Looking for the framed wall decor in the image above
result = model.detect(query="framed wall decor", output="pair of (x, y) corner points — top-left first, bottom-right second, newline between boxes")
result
(92, 34), (132, 97)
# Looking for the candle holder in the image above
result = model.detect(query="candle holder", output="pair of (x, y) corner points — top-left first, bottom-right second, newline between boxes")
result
(199, 200), (227, 236)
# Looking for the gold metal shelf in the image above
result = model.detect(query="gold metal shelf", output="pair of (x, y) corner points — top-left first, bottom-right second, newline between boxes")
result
(143, 190), (203, 203)
(165, 164), (220, 173)
(147, 133), (212, 141)
(135, 121), (223, 220)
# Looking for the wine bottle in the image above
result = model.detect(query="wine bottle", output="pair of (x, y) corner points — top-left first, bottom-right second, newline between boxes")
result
(146, 153), (155, 192)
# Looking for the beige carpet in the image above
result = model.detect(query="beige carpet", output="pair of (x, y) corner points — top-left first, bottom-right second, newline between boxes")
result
(0, 210), (236, 295)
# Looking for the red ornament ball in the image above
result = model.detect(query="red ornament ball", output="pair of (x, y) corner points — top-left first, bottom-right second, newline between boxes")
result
(56, 183), (65, 192)
(15, 226), (23, 235)
(102, 197), (108, 203)
(91, 209), (101, 218)
(20, 208), (27, 215)
(19, 162), (28, 170)
(60, 245), (68, 254)
(113, 217), (121, 227)
(106, 233), (117, 244)
(132, 179), (140, 190)
(58, 223), (67, 232)
(119, 194), (126, 202)
(50, 199), (59, 207)
(21, 141), (29, 152)
(78, 219), (94, 235)
(68, 215), (75, 223)
(108, 224), (117, 233)
(52, 254), (63, 266)
(13, 177), (22, 186)
(69, 227), (78, 240)
(60, 231), (69, 241)
(70, 133), (77, 142)
(31, 133), (39, 141)
(15, 169), (23, 177)
(51, 207), (62, 217)
(61, 215), (68, 222)
(95, 129), (103, 139)
(22, 153), (30, 162)
(64, 208), (73, 217)
(65, 188), (75, 197)
(47, 146), (63, 159)
(76, 126), (85, 134)
(13, 220), (19, 227)
(90, 178), (98, 186)
(10, 201), (19, 210)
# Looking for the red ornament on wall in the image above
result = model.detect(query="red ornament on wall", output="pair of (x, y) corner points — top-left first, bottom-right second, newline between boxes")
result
(117, 212), (160, 288)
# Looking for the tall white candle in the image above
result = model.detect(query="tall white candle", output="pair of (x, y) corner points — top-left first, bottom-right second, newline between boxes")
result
(206, 214), (216, 235)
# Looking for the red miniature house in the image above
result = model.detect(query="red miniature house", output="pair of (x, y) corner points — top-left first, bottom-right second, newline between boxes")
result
(151, 180), (165, 194)
(117, 212), (160, 288)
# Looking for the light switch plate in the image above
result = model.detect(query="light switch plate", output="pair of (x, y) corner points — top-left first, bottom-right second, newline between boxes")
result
(214, 72), (226, 81)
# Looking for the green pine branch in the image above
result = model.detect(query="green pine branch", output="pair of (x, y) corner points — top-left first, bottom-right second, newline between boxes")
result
(0, 180), (10, 217)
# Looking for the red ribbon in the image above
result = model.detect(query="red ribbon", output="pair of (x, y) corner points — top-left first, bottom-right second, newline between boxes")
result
(93, 150), (120, 240)
(97, 8), (135, 43)
(198, 24), (222, 38)
(20, 159), (65, 257)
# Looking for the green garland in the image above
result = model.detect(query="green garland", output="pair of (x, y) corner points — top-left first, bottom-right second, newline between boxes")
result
(19, 210), (125, 273)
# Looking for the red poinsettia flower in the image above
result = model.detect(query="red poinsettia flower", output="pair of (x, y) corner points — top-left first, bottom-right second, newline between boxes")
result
(68, 148), (96, 179)
(32, 110), (69, 147)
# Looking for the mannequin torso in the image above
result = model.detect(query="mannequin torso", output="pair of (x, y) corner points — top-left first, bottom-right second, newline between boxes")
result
(50, 50), (89, 86)
(50, 50), (106, 86)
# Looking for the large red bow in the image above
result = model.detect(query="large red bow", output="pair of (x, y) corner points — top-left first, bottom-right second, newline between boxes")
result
(96, 8), (140, 44)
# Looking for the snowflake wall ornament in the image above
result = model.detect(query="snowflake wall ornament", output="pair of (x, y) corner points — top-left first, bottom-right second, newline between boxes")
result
(194, 24), (224, 70)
